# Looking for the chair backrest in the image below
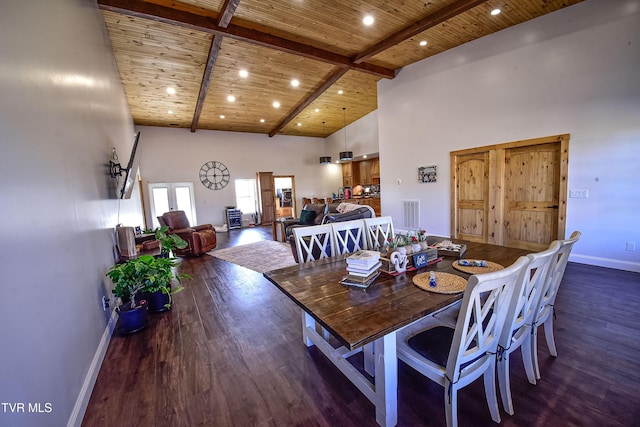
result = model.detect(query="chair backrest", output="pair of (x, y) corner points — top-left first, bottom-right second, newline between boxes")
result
(535, 231), (581, 320)
(331, 220), (367, 255)
(500, 242), (560, 349)
(364, 216), (395, 250)
(447, 256), (529, 383)
(162, 211), (191, 230)
(292, 224), (334, 263)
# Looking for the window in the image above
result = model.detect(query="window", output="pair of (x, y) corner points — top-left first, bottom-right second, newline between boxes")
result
(235, 179), (257, 215)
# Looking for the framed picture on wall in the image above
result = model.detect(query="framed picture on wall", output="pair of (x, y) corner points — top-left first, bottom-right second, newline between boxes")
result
(418, 165), (437, 183)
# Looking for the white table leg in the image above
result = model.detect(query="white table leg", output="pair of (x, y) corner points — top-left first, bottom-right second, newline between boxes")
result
(301, 309), (314, 347)
(375, 332), (398, 427)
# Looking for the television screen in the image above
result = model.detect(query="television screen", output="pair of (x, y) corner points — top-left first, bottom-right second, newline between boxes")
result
(119, 132), (142, 199)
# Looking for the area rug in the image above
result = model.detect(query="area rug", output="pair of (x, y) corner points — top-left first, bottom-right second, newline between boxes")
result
(208, 240), (297, 273)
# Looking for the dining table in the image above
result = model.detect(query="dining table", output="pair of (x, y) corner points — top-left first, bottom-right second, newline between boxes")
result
(263, 238), (530, 427)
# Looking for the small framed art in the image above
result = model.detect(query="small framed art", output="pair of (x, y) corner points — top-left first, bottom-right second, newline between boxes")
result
(418, 165), (437, 183)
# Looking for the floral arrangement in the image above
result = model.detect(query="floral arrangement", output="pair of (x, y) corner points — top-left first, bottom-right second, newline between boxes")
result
(416, 229), (428, 242)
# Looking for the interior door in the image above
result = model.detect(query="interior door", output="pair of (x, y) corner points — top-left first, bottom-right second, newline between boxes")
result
(503, 143), (561, 251)
(452, 151), (490, 243)
(257, 172), (276, 224)
(451, 135), (568, 248)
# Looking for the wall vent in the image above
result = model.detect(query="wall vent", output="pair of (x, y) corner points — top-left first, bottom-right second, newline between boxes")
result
(402, 199), (420, 230)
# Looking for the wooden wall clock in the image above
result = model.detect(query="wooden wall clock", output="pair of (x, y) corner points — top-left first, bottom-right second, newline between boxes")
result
(199, 161), (230, 190)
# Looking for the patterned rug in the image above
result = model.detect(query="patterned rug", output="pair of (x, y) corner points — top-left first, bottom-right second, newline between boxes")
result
(208, 240), (297, 273)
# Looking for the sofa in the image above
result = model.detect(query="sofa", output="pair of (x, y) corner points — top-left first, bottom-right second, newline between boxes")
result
(286, 202), (375, 262)
(283, 202), (374, 240)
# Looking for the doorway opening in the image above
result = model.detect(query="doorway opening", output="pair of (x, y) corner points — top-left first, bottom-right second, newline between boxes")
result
(274, 175), (296, 219)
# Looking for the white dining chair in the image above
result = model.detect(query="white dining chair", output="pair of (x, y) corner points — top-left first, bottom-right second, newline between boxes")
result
(292, 224), (334, 341)
(397, 256), (529, 427)
(292, 224), (334, 263)
(364, 216), (395, 250)
(497, 242), (559, 415)
(530, 231), (581, 382)
(331, 219), (368, 255)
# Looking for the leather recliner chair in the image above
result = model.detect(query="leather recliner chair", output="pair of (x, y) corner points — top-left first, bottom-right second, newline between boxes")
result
(160, 211), (217, 256)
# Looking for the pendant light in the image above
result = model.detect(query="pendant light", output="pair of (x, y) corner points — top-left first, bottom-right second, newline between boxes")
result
(319, 121), (332, 164)
(339, 107), (353, 161)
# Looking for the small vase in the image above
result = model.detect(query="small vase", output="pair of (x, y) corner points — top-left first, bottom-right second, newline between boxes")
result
(412, 243), (422, 253)
(419, 241), (430, 251)
(396, 246), (407, 256)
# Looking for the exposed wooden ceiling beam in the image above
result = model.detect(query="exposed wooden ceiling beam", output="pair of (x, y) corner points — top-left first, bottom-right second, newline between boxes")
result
(97, 0), (395, 79)
(190, 0), (241, 132)
(353, 0), (490, 63)
(268, 68), (349, 137)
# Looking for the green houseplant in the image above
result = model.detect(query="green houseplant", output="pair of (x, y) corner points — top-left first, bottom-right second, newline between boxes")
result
(106, 255), (191, 333)
(154, 225), (188, 257)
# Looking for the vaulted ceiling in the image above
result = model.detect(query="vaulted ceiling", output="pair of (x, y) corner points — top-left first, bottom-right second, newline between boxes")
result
(99, 0), (582, 138)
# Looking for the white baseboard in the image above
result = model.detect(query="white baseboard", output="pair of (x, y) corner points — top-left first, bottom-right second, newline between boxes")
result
(570, 254), (640, 273)
(66, 309), (118, 427)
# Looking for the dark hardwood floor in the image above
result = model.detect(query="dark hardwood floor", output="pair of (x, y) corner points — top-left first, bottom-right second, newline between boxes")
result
(83, 226), (640, 426)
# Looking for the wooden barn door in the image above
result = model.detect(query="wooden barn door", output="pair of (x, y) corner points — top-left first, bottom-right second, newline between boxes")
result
(451, 135), (568, 249)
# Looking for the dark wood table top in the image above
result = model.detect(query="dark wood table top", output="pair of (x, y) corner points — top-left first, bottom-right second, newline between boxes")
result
(263, 239), (530, 351)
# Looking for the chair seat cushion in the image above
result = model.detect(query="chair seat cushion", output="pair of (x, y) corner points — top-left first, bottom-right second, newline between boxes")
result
(408, 326), (454, 367)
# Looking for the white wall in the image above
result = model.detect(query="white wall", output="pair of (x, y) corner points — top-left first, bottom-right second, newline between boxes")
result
(0, 1), (140, 426)
(378, 0), (640, 272)
(137, 126), (339, 223)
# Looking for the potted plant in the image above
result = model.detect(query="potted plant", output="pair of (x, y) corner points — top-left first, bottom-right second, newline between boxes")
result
(142, 255), (191, 313)
(154, 225), (188, 257)
(106, 255), (191, 333)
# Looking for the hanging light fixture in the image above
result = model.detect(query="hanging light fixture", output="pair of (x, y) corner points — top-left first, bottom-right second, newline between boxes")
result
(319, 121), (332, 164)
(339, 107), (353, 161)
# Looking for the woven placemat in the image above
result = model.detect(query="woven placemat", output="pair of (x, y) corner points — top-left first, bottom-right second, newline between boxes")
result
(452, 260), (504, 274)
(413, 272), (467, 294)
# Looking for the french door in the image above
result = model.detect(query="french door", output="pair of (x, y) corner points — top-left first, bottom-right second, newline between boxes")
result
(148, 182), (197, 228)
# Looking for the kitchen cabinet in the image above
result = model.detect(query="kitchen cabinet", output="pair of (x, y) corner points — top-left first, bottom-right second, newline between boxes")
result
(343, 158), (380, 187)
(343, 197), (381, 216)
(342, 163), (353, 187)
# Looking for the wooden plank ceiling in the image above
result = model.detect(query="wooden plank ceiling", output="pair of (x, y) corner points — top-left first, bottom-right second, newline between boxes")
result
(99, 0), (583, 138)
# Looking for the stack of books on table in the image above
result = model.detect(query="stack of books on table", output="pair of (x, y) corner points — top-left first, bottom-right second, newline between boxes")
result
(341, 250), (382, 288)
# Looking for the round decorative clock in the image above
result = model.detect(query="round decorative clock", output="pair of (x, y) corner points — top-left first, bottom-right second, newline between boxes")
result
(199, 161), (230, 190)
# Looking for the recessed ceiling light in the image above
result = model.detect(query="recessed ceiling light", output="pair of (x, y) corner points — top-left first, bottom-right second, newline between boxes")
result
(273, 101), (280, 108)
(168, 110), (174, 115)
(227, 95), (235, 102)
(220, 115), (225, 119)
(260, 118), (265, 123)
(338, 90), (344, 95)
(363, 155), (368, 158)
(491, 8), (501, 16)
(419, 40), (428, 47)
(315, 108), (320, 112)
(291, 79), (300, 87)
(297, 123), (302, 126)
(166, 87), (176, 95)
(363, 15), (374, 26)
(239, 69), (248, 78)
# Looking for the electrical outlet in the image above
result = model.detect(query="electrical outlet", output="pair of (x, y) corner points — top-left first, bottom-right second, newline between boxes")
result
(102, 296), (110, 311)
(569, 189), (588, 198)
(627, 242), (636, 252)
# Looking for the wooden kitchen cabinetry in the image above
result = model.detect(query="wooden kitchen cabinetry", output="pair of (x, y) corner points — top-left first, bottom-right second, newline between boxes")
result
(342, 158), (380, 187)
(342, 162), (353, 187)
(343, 197), (381, 216)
